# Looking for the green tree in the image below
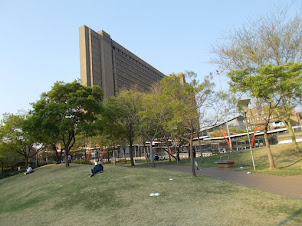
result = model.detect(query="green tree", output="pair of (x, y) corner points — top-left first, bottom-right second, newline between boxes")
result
(99, 98), (127, 165)
(212, 7), (302, 154)
(137, 91), (168, 167)
(229, 64), (301, 169)
(0, 140), (22, 177)
(23, 115), (63, 164)
(28, 81), (103, 167)
(0, 113), (37, 167)
(229, 63), (302, 154)
(102, 89), (142, 166)
(161, 72), (214, 176)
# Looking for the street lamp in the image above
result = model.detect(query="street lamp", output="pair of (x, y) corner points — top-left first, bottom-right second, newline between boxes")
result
(237, 99), (256, 170)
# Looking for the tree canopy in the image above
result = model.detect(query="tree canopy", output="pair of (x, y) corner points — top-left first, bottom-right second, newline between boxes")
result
(211, 8), (302, 72)
(26, 80), (103, 167)
(211, 6), (302, 160)
(159, 72), (214, 176)
(102, 89), (143, 166)
(229, 63), (302, 153)
(0, 112), (36, 167)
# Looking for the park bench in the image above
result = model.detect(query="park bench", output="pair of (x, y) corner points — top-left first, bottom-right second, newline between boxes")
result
(214, 155), (235, 168)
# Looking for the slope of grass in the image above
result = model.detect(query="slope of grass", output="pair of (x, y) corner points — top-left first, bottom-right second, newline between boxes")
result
(1, 163), (302, 225)
(160, 143), (302, 176)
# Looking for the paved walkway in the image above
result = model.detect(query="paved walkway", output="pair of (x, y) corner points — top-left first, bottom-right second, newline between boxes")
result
(147, 164), (302, 200)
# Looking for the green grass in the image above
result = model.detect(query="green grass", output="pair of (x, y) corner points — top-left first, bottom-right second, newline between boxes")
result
(160, 143), (302, 176)
(1, 164), (302, 225)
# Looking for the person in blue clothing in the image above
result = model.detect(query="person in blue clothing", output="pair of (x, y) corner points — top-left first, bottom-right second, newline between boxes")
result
(89, 161), (104, 177)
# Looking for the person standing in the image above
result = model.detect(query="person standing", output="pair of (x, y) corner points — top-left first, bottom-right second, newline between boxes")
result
(193, 149), (199, 170)
(68, 154), (72, 163)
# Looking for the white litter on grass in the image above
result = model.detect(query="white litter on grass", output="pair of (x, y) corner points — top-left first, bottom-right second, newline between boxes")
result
(150, 193), (160, 196)
(169, 178), (173, 181)
(247, 172), (252, 174)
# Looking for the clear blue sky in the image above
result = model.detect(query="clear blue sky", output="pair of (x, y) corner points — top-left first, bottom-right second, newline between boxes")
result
(0, 0), (301, 118)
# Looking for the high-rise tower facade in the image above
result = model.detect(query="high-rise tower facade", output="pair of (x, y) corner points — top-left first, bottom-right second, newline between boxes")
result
(79, 25), (165, 98)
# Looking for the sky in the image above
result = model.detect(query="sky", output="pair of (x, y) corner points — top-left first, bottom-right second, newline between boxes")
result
(0, 0), (301, 119)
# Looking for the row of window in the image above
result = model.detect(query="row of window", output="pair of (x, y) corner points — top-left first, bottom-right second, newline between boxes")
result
(89, 37), (101, 52)
(247, 121), (284, 130)
(115, 61), (158, 87)
(244, 115), (277, 123)
(114, 56), (160, 84)
(91, 55), (102, 74)
(91, 48), (101, 58)
(113, 48), (164, 80)
(115, 68), (151, 90)
(114, 57), (162, 83)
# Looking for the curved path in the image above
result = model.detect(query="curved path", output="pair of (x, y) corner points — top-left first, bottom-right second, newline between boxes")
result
(146, 164), (302, 200)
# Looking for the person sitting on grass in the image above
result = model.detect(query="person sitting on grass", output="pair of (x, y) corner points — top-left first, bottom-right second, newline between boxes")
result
(24, 165), (34, 175)
(89, 161), (104, 177)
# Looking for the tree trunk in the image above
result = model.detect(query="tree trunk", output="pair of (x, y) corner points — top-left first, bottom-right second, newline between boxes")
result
(107, 149), (110, 163)
(51, 143), (59, 163)
(263, 125), (275, 170)
(65, 148), (69, 167)
(96, 150), (99, 162)
(113, 149), (116, 166)
(25, 156), (29, 168)
(197, 132), (204, 163)
(11, 165), (14, 175)
(190, 133), (196, 176)
(55, 150), (59, 162)
(286, 120), (299, 152)
(59, 149), (63, 162)
(129, 144), (135, 166)
(1, 162), (3, 178)
(144, 145), (148, 163)
(150, 142), (155, 168)
(123, 147), (127, 163)
(36, 152), (38, 168)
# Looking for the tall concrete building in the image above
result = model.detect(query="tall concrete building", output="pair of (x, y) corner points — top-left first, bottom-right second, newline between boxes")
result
(79, 25), (165, 98)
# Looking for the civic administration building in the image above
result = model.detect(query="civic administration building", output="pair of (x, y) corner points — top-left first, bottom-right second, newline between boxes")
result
(79, 25), (165, 98)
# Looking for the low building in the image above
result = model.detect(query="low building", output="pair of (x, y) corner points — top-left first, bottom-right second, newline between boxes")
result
(245, 106), (300, 130)
(198, 116), (245, 137)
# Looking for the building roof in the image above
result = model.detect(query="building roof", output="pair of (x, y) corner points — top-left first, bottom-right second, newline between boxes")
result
(199, 115), (244, 132)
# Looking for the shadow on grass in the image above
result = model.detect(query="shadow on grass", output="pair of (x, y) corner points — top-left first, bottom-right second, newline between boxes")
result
(278, 208), (302, 225)
(279, 158), (302, 169)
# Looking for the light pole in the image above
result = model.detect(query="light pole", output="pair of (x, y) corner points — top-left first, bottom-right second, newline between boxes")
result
(237, 99), (256, 171)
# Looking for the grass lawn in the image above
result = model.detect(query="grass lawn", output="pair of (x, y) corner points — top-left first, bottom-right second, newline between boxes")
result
(159, 143), (302, 176)
(1, 163), (302, 225)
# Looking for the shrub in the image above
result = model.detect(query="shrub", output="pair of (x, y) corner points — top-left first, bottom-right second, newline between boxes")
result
(72, 159), (92, 165)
